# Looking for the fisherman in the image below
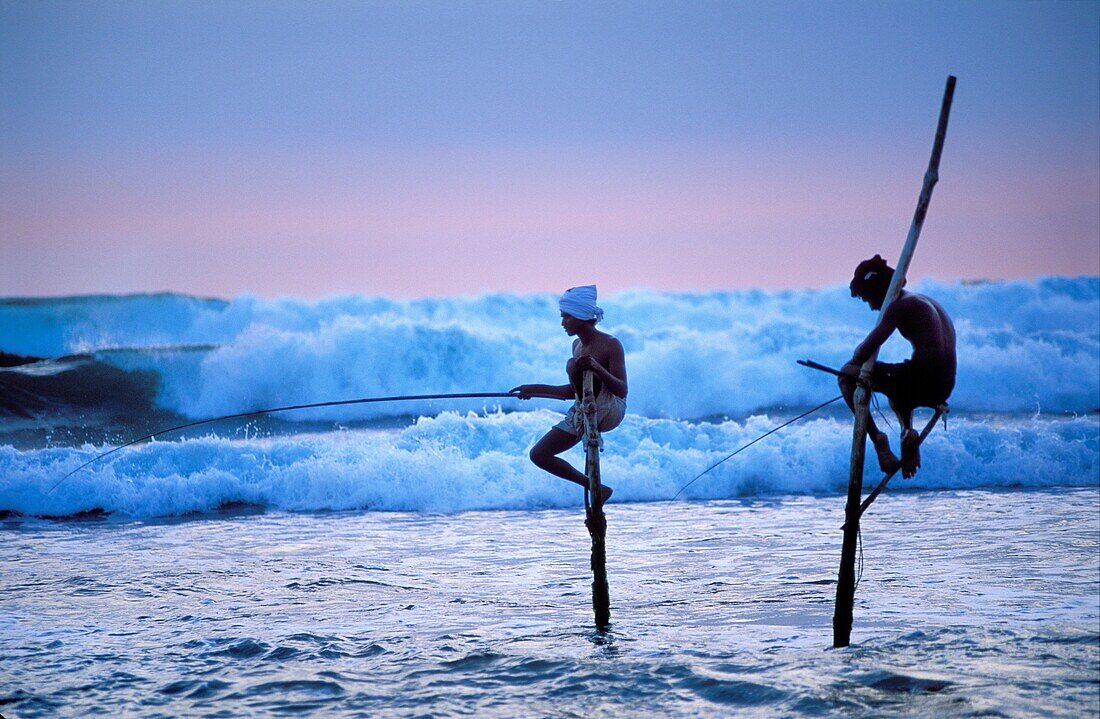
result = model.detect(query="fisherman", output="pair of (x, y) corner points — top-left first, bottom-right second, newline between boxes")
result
(512, 285), (628, 501)
(839, 255), (956, 478)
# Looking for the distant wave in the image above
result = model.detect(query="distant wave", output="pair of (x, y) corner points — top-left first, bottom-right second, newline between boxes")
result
(0, 355), (159, 419)
(1, 277), (1097, 422)
(1, 412), (1095, 518)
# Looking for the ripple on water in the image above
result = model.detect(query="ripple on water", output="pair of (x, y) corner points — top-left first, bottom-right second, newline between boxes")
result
(284, 632), (339, 644)
(352, 642), (388, 658)
(862, 670), (953, 694)
(285, 577), (420, 592)
(263, 645), (302, 661)
(237, 679), (346, 698)
(159, 678), (232, 699)
(679, 669), (792, 707)
(436, 649), (506, 673)
(221, 678), (348, 713)
(205, 637), (270, 659)
(0, 689), (63, 716)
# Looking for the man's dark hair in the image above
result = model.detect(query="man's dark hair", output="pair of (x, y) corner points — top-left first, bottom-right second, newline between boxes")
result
(849, 254), (901, 302)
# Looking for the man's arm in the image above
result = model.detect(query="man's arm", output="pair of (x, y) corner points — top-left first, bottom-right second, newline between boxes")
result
(850, 304), (900, 366)
(510, 383), (574, 400)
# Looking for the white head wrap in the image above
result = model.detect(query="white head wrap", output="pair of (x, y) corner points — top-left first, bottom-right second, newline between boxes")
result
(558, 285), (604, 323)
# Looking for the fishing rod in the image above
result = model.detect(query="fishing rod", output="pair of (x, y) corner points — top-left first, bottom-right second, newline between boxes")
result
(673, 394), (843, 500)
(800, 358), (894, 428)
(797, 359), (843, 377)
(49, 390), (520, 494)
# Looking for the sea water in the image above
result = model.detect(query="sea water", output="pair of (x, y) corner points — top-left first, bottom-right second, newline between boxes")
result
(2, 492), (1097, 718)
(1, 278), (1097, 717)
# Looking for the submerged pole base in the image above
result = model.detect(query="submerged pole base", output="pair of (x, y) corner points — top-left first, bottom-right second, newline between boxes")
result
(580, 371), (611, 632)
(832, 512), (859, 648)
(586, 506), (611, 631)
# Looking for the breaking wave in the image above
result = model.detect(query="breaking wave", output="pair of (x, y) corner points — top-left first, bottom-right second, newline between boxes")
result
(1, 276), (1097, 422)
(1, 411), (1095, 518)
(2, 277), (1096, 518)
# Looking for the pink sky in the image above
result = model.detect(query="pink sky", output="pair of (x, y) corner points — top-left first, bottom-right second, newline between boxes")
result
(2, 138), (1097, 298)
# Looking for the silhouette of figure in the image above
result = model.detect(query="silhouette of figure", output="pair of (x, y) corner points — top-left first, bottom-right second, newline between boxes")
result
(839, 255), (956, 478)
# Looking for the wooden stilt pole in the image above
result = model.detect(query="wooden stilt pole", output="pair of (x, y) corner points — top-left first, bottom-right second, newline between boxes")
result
(833, 75), (956, 648)
(580, 370), (611, 631)
(834, 384), (871, 647)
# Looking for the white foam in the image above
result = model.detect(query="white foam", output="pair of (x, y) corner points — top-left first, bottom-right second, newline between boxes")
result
(2, 412), (1095, 518)
(3, 277), (1095, 419)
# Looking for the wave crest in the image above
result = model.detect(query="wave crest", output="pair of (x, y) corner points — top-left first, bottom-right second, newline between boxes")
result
(2, 412), (1095, 518)
(1, 277), (1097, 421)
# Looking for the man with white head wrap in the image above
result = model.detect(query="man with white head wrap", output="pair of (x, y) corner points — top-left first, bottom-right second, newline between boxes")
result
(557, 284), (604, 323)
(512, 285), (628, 501)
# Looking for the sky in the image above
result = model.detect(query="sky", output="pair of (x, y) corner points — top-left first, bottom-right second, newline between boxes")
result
(1, 1), (1097, 298)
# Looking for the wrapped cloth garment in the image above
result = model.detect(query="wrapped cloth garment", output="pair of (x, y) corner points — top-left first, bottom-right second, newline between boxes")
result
(555, 383), (626, 437)
(559, 285), (604, 322)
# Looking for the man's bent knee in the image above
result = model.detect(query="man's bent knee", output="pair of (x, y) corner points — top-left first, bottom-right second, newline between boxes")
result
(529, 446), (546, 466)
(530, 441), (565, 468)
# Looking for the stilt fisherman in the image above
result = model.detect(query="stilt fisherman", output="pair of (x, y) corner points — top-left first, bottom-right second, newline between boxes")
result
(839, 255), (957, 478)
(512, 285), (628, 501)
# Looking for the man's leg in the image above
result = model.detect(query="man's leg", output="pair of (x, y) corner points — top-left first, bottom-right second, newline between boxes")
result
(839, 366), (899, 473)
(888, 398), (921, 479)
(530, 428), (613, 499)
(888, 399), (915, 434)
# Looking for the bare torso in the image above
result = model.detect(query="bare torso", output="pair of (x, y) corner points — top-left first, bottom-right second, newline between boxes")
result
(891, 292), (957, 375)
(568, 332), (623, 398)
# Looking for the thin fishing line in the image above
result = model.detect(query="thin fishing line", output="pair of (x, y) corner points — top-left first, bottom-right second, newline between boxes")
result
(854, 526), (864, 593)
(49, 391), (519, 494)
(672, 395), (843, 500)
(872, 394), (893, 431)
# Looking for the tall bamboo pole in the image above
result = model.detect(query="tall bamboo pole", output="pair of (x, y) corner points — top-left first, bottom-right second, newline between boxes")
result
(833, 75), (956, 648)
(581, 370), (611, 630)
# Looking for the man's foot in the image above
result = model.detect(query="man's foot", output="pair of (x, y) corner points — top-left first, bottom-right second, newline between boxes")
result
(871, 432), (900, 474)
(900, 429), (921, 479)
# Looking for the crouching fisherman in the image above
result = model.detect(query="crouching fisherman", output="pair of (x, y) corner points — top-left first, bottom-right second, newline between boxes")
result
(840, 255), (956, 479)
(512, 285), (627, 501)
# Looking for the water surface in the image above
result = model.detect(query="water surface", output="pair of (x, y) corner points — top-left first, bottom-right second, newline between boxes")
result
(3, 489), (1096, 718)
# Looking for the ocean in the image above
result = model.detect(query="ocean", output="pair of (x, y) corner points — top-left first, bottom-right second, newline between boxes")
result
(1, 278), (1097, 717)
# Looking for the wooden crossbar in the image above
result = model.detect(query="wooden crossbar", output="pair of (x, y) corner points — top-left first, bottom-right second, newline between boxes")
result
(845, 404), (948, 527)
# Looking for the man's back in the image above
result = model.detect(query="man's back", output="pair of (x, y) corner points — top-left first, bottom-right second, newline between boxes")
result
(891, 292), (956, 376)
